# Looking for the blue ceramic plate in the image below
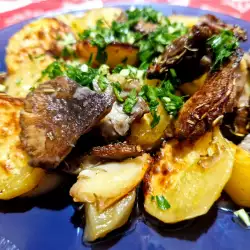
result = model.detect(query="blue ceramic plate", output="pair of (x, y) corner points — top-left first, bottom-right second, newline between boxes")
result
(0, 4), (250, 250)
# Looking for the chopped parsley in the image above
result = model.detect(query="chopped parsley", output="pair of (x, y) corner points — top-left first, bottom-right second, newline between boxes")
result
(79, 7), (188, 66)
(207, 30), (239, 70)
(140, 76), (184, 127)
(79, 19), (142, 63)
(126, 7), (165, 25)
(123, 89), (138, 114)
(138, 24), (188, 68)
(112, 82), (124, 102)
(40, 61), (110, 91)
(158, 80), (184, 117)
(58, 33), (77, 58)
(15, 79), (22, 86)
(155, 195), (171, 210)
(112, 64), (124, 74)
(140, 85), (160, 128)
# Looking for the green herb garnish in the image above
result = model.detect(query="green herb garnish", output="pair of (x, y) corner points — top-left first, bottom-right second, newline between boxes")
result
(15, 79), (22, 86)
(126, 7), (164, 25)
(140, 78), (184, 127)
(123, 89), (138, 114)
(159, 80), (184, 117)
(140, 85), (160, 128)
(112, 64), (124, 74)
(40, 61), (109, 90)
(112, 82), (124, 102)
(138, 24), (188, 68)
(155, 195), (171, 210)
(207, 30), (239, 70)
(40, 61), (64, 81)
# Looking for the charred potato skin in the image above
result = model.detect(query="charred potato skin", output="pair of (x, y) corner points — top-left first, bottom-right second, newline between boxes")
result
(0, 95), (45, 200)
(76, 41), (139, 67)
(6, 18), (75, 73)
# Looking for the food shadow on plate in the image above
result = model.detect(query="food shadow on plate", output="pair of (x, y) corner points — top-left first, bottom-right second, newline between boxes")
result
(0, 178), (74, 213)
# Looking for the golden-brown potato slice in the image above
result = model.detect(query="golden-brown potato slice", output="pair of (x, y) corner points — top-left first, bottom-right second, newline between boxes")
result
(225, 145), (250, 207)
(4, 56), (54, 98)
(168, 15), (198, 28)
(72, 8), (125, 34)
(84, 190), (136, 242)
(76, 41), (139, 67)
(128, 103), (172, 150)
(144, 127), (235, 223)
(6, 18), (74, 73)
(70, 154), (151, 211)
(0, 95), (45, 200)
(180, 73), (207, 96)
(21, 172), (64, 198)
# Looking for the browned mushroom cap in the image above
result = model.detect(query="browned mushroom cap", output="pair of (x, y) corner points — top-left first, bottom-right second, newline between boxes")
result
(91, 142), (143, 160)
(175, 51), (243, 140)
(20, 76), (114, 169)
(147, 14), (247, 81)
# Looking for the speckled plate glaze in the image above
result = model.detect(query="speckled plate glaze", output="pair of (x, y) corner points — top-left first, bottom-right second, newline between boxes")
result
(0, 4), (250, 250)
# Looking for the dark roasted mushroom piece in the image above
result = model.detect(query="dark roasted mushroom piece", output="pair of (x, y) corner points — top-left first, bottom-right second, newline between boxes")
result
(91, 142), (143, 160)
(175, 51), (244, 140)
(20, 76), (114, 169)
(147, 14), (247, 81)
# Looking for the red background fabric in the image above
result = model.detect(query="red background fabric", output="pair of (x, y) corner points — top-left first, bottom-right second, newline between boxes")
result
(0, 0), (250, 29)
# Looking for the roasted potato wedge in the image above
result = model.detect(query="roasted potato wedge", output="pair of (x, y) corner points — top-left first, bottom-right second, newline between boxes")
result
(144, 127), (235, 223)
(70, 154), (151, 211)
(4, 56), (53, 98)
(76, 41), (139, 67)
(128, 103), (172, 150)
(225, 145), (250, 207)
(84, 190), (136, 242)
(72, 8), (125, 34)
(6, 18), (74, 73)
(0, 95), (45, 200)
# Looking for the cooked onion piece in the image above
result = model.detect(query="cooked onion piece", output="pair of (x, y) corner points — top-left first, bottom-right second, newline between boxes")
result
(84, 190), (136, 242)
(70, 154), (151, 211)
(144, 127), (235, 223)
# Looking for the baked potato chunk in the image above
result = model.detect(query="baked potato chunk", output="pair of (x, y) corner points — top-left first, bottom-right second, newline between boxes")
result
(225, 145), (250, 207)
(128, 103), (172, 150)
(4, 56), (54, 98)
(6, 18), (74, 73)
(144, 127), (235, 223)
(72, 8), (125, 34)
(70, 154), (151, 211)
(76, 41), (139, 68)
(168, 15), (198, 28)
(84, 190), (136, 242)
(0, 95), (45, 200)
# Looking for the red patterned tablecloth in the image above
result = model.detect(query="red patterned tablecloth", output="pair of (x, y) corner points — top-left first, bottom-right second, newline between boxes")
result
(0, 0), (250, 29)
